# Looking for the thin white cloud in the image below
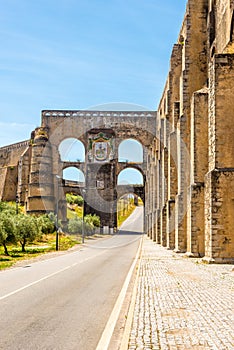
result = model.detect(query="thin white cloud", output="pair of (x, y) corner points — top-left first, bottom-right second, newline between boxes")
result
(0, 122), (35, 148)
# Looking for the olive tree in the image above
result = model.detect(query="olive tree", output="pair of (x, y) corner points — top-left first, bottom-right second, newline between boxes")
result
(68, 214), (100, 235)
(68, 216), (82, 233)
(0, 212), (16, 255)
(37, 214), (55, 234)
(15, 215), (39, 252)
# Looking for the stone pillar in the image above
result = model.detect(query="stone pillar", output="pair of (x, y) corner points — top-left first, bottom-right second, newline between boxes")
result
(155, 209), (161, 244)
(27, 128), (54, 214)
(146, 214), (150, 237)
(85, 162), (117, 229)
(204, 54), (234, 263)
(167, 130), (178, 250)
(152, 211), (157, 242)
(174, 115), (188, 253)
(149, 212), (153, 239)
(187, 88), (208, 257)
(17, 147), (31, 204)
(160, 206), (167, 247)
(187, 184), (205, 257)
(166, 199), (175, 250)
(174, 193), (187, 253)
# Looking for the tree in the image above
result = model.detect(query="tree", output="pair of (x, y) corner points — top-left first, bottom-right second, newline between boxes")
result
(73, 195), (83, 206)
(37, 214), (55, 234)
(15, 215), (39, 252)
(0, 202), (16, 215)
(66, 193), (75, 205)
(0, 212), (16, 255)
(66, 193), (84, 207)
(68, 216), (82, 233)
(90, 214), (100, 227)
(68, 214), (100, 235)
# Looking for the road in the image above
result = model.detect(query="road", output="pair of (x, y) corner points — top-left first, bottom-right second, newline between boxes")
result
(0, 206), (143, 350)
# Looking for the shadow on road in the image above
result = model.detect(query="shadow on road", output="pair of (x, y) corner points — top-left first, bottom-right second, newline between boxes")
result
(117, 230), (144, 236)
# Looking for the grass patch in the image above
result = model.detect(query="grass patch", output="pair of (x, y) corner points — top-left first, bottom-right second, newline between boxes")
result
(59, 234), (80, 250)
(67, 206), (83, 219)
(0, 233), (81, 270)
(74, 206), (82, 217)
(117, 203), (137, 227)
(67, 208), (77, 219)
(0, 261), (15, 270)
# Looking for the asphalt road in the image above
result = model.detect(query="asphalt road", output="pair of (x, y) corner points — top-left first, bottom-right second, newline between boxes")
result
(0, 206), (143, 350)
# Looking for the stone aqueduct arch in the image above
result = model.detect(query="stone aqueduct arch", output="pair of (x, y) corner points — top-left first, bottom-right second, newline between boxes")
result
(1, 1), (234, 263)
(25, 110), (156, 230)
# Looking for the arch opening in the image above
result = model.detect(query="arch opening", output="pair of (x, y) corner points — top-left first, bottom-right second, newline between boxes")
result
(117, 193), (144, 229)
(60, 167), (85, 223)
(118, 138), (143, 163)
(62, 167), (85, 183)
(117, 167), (144, 185)
(59, 138), (85, 162)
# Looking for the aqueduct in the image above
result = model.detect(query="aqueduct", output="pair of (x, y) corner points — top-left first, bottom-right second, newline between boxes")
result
(3, 110), (155, 231)
(0, 0), (234, 262)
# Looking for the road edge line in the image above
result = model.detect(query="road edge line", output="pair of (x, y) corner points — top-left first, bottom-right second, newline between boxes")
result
(0, 249), (107, 301)
(95, 234), (144, 350)
(119, 235), (143, 350)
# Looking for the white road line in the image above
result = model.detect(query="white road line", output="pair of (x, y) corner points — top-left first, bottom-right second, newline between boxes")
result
(0, 250), (107, 301)
(96, 235), (143, 350)
(119, 238), (144, 350)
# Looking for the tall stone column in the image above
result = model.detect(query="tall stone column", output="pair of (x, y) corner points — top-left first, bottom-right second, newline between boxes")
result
(174, 116), (188, 253)
(187, 88), (208, 257)
(27, 128), (54, 214)
(204, 54), (234, 263)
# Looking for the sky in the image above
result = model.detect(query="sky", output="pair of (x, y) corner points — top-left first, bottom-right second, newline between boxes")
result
(0, 0), (187, 148)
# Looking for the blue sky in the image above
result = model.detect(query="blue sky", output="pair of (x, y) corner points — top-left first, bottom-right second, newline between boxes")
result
(0, 0), (187, 148)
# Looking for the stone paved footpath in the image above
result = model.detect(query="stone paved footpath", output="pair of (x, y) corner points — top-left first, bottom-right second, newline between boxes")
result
(127, 237), (234, 350)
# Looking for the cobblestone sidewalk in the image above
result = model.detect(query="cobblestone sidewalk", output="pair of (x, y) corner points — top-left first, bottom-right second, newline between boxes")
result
(128, 237), (234, 350)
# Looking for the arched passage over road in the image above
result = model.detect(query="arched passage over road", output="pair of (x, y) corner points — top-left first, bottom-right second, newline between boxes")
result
(117, 167), (145, 206)
(29, 110), (156, 229)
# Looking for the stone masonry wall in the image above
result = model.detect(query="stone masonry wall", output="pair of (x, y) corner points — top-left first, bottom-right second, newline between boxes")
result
(0, 0), (233, 263)
(204, 170), (234, 263)
(187, 89), (208, 256)
(212, 54), (234, 169)
(0, 140), (29, 202)
(0, 141), (29, 168)
(146, 0), (234, 262)
(1, 166), (18, 202)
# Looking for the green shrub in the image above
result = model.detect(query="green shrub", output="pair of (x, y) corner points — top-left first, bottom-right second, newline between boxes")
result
(68, 213), (100, 235)
(84, 214), (100, 227)
(0, 212), (16, 255)
(15, 215), (39, 252)
(73, 195), (83, 206)
(68, 216), (83, 233)
(66, 194), (84, 206)
(66, 193), (74, 204)
(37, 214), (55, 234)
(0, 202), (16, 215)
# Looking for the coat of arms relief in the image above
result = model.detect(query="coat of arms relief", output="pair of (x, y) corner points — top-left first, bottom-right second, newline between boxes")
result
(88, 132), (114, 163)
